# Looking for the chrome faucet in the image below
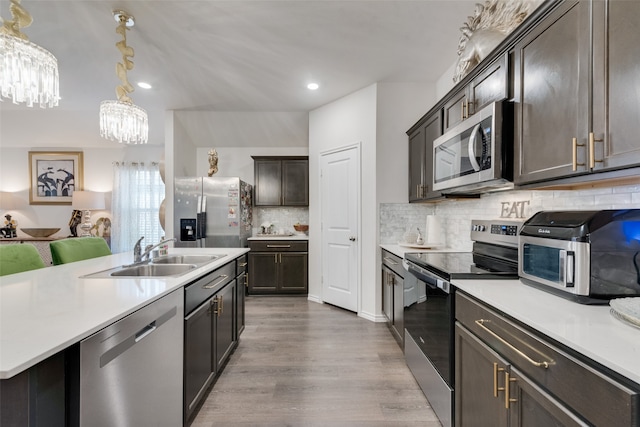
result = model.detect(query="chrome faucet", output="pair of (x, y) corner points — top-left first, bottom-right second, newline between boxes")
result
(133, 237), (177, 263)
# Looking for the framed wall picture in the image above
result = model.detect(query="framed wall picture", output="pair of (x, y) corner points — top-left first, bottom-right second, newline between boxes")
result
(29, 151), (84, 205)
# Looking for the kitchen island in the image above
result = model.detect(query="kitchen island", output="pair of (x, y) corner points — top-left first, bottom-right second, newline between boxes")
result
(0, 247), (249, 425)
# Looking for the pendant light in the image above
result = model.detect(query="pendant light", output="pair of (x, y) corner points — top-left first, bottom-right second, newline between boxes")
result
(99, 10), (148, 144)
(0, 0), (60, 108)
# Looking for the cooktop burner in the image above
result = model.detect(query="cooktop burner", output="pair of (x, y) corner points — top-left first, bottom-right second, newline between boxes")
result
(405, 251), (518, 281)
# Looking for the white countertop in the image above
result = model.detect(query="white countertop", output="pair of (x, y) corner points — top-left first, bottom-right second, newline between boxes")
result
(248, 234), (308, 241)
(452, 278), (640, 386)
(0, 247), (249, 379)
(380, 243), (460, 257)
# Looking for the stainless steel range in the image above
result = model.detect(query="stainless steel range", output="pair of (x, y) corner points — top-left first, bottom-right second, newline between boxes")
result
(403, 219), (521, 427)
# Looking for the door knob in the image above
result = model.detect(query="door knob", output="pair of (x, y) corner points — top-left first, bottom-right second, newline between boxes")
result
(349, 236), (356, 241)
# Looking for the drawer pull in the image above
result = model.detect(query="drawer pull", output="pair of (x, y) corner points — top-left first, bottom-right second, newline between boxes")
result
(383, 257), (399, 266)
(238, 262), (248, 267)
(203, 274), (229, 289)
(475, 319), (551, 369)
(267, 244), (291, 248)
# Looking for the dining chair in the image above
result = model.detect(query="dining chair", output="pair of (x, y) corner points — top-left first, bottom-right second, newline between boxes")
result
(0, 244), (46, 276)
(50, 237), (112, 265)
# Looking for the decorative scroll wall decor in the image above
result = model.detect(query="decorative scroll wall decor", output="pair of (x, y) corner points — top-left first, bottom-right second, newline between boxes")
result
(453, 0), (543, 83)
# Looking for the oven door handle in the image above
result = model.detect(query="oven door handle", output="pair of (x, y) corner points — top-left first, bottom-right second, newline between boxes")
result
(468, 123), (482, 172)
(406, 262), (450, 293)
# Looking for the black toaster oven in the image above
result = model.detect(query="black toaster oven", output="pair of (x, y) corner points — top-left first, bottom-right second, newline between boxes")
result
(519, 209), (640, 304)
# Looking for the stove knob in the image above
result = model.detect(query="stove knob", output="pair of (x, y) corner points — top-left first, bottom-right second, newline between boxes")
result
(472, 225), (478, 231)
(479, 225), (486, 232)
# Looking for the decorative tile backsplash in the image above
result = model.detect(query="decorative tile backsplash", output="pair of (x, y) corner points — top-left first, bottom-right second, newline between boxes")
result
(253, 207), (309, 235)
(380, 183), (640, 251)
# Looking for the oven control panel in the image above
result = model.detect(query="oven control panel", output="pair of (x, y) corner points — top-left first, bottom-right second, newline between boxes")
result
(471, 219), (522, 247)
(490, 224), (519, 236)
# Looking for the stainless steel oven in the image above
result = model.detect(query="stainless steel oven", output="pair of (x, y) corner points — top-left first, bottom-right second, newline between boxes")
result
(433, 102), (512, 195)
(403, 219), (521, 427)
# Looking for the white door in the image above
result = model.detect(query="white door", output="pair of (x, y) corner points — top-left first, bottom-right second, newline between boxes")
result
(320, 145), (360, 312)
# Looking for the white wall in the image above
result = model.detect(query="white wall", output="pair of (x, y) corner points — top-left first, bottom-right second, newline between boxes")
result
(194, 147), (309, 182)
(0, 145), (163, 239)
(376, 82), (435, 203)
(309, 84), (378, 319)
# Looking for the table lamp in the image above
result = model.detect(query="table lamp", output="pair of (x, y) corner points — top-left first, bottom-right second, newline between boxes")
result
(72, 191), (105, 237)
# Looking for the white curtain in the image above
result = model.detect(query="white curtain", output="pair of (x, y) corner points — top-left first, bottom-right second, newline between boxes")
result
(111, 162), (165, 254)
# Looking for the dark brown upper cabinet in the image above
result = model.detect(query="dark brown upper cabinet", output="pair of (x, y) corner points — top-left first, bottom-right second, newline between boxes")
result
(252, 156), (309, 207)
(514, 0), (640, 186)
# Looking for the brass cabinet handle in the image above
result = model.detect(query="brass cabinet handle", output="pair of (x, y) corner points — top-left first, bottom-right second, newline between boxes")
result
(493, 362), (505, 397)
(461, 100), (466, 120)
(475, 320), (551, 368)
(572, 137), (586, 171)
(219, 294), (223, 317)
(203, 274), (229, 289)
(238, 262), (248, 267)
(416, 184), (420, 198)
(589, 132), (604, 169)
(504, 372), (517, 409)
(383, 257), (399, 266)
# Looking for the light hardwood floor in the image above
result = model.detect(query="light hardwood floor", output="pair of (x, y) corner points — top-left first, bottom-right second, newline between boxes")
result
(191, 296), (441, 426)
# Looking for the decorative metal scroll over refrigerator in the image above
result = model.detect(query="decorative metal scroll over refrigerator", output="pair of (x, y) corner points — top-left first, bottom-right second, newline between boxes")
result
(174, 177), (252, 248)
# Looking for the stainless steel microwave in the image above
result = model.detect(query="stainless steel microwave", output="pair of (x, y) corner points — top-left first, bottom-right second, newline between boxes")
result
(432, 101), (512, 194)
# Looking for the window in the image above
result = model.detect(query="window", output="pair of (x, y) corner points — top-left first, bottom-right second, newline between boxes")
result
(111, 162), (165, 254)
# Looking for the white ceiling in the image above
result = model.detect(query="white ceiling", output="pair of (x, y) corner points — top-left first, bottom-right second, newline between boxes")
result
(0, 0), (477, 147)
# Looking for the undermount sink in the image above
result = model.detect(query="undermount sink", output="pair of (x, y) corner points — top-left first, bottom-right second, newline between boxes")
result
(82, 253), (226, 279)
(151, 254), (224, 265)
(110, 264), (197, 277)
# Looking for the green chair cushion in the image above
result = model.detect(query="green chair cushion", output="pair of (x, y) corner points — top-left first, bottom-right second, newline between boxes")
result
(50, 237), (112, 265)
(0, 244), (46, 276)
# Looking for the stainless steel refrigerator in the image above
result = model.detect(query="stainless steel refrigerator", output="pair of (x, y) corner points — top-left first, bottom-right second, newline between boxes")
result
(174, 177), (253, 248)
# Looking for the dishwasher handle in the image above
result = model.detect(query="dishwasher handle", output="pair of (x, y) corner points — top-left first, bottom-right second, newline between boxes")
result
(99, 305), (177, 368)
(135, 322), (157, 342)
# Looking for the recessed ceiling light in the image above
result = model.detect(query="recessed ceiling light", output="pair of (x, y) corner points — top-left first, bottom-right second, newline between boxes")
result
(307, 83), (319, 90)
(137, 82), (152, 89)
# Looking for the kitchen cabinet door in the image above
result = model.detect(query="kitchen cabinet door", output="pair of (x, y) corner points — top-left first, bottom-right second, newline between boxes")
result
(509, 366), (588, 427)
(236, 271), (246, 337)
(455, 323), (508, 427)
(469, 54), (508, 116)
(513, 1), (590, 185)
(408, 125), (426, 202)
(408, 110), (442, 202)
(282, 159), (309, 206)
(390, 270), (404, 345)
(184, 299), (215, 419)
(279, 252), (308, 292)
(443, 88), (468, 133)
(214, 281), (236, 371)
(248, 252), (279, 292)
(592, 0), (640, 172)
(254, 159), (282, 206)
(382, 266), (393, 323)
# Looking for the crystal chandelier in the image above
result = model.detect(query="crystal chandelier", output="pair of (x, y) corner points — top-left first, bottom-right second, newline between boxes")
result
(99, 10), (148, 144)
(0, 0), (59, 108)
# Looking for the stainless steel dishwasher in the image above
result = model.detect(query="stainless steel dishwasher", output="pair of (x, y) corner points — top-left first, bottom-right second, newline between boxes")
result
(79, 288), (183, 427)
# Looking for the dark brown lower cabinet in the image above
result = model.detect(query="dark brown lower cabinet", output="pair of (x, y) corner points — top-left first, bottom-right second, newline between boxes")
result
(455, 324), (588, 427)
(455, 292), (640, 427)
(184, 273), (237, 423)
(248, 240), (308, 294)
